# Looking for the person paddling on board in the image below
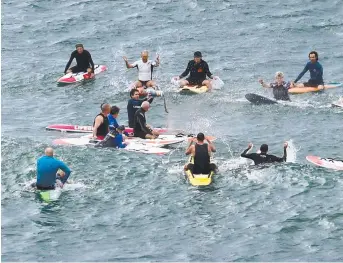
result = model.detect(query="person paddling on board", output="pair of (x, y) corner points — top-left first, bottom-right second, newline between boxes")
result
(184, 133), (217, 174)
(241, 142), (288, 165)
(291, 51), (324, 90)
(95, 125), (128, 148)
(173, 51), (217, 90)
(93, 103), (111, 140)
(123, 50), (160, 95)
(31, 147), (71, 190)
(259, 72), (291, 101)
(133, 101), (160, 139)
(64, 44), (95, 77)
(127, 89), (154, 128)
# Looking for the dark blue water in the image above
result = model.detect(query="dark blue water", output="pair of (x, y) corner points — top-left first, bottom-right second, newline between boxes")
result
(2, 0), (343, 261)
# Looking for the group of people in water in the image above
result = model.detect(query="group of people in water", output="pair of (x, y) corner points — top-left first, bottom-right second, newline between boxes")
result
(33, 44), (326, 190)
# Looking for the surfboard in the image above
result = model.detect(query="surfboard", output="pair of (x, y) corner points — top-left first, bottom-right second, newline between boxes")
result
(245, 93), (278, 105)
(57, 65), (107, 84)
(306, 156), (343, 171)
(179, 85), (208, 94)
(38, 187), (62, 202)
(331, 98), (343, 108)
(184, 156), (215, 186)
(288, 82), (342, 94)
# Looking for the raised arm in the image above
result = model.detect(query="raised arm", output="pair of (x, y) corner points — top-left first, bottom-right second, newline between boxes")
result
(259, 78), (271, 88)
(123, 56), (135, 69)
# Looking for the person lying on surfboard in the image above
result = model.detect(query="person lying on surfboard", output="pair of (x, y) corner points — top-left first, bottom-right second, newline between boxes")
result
(64, 44), (95, 78)
(184, 133), (217, 174)
(173, 51), (217, 90)
(133, 101), (160, 139)
(123, 50), (160, 96)
(127, 89), (154, 128)
(31, 147), (71, 190)
(93, 103), (111, 140)
(95, 125), (128, 149)
(291, 51), (324, 90)
(259, 72), (291, 101)
(241, 142), (288, 165)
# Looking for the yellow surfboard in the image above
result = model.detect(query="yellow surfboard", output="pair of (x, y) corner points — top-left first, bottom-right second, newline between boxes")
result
(179, 85), (208, 94)
(184, 156), (215, 186)
(288, 83), (342, 94)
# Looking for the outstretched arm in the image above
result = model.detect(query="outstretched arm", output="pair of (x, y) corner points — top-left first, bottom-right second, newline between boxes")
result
(259, 79), (271, 88)
(294, 63), (309, 83)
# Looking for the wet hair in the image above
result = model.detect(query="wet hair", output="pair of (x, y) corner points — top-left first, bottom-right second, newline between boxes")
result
(194, 51), (202, 58)
(275, 71), (284, 78)
(75, 43), (84, 49)
(260, 144), (268, 153)
(130, 89), (139, 97)
(117, 125), (125, 131)
(110, 106), (120, 115)
(196, 132), (205, 142)
(309, 51), (319, 61)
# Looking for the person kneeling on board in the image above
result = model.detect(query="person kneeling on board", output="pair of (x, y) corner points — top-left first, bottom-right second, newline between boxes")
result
(95, 125), (128, 148)
(93, 103), (111, 140)
(64, 44), (95, 77)
(127, 89), (154, 129)
(173, 51), (217, 90)
(184, 133), (217, 174)
(133, 101), (160, 139)
(241, 142), (288, 165)
(31, 147), (71, 190)
(259, 72), (291, 101)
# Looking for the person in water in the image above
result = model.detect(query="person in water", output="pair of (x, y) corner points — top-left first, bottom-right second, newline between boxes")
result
(174, 51), (217, 90)
(95, 125), (128, 149)
(64, 44), (95, 76)
(291, 51), (324, 90)
(127, 89), (153, 128)
(32, 147), (71, 190)
(123, 50), (160, 94)
(241, 142), (288, 165)
(259, 71), (291, 101)
(133, 101), (159, 139)
(93, 103), (110, 140)
(185, 133), (217, 174)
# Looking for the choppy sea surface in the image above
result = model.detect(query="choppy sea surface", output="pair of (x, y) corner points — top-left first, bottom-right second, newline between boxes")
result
(1, 0), (343, 261)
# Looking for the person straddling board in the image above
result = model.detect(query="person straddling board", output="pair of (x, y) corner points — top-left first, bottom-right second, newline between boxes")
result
(185, 133), (217, 174)
(95, 125), (128, 149)
(127, 89), (154, 128)
(291, 51), (324, 90)
(123, 50), (160, 95)
(93, 103), (110, 140)
(241, 142), (288, 165)
(133, 101), (160, 139)
(31, 147), (71, 190)
(259, 72), (291, 101)
(173, 51), (217, 90)
(64, 44), (95, 77)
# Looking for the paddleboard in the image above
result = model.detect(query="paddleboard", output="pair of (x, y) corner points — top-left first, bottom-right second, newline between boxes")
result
(57, 65), (107, 84)
(288, 82), (342, 94)
(184, 156), (215, 186)
(306, 156), (343, 171)
(179, 85), (208, 94)
(245, 93), (278, 105)
(38, 187), (62, 202)
(331, 98), (343, 108)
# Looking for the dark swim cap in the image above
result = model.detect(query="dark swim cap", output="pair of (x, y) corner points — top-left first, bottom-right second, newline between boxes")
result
(194, 51), (202, 58)
(260, 144), (268, 153)
(196, 132), (205, 141)
(117, 125), (125, 131)
(75, 43), (84, 49)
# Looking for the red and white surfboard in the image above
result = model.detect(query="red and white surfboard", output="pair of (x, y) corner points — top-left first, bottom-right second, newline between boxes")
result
(306, 156), (343, 171)
(57, 65), (107, 84)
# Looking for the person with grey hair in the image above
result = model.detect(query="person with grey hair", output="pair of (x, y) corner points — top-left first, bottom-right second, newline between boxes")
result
(258, 71), (291, 101)
(93, 103), (111, 140)
(32, 147), (71, 190)
(123, 50), (160, 94)
(133, 101), (159, 139)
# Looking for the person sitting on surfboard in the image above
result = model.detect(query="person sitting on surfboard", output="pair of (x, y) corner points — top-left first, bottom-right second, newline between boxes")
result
(93, 103), (111, 140)
(173, 51), (217, 90)
(31, 147), (71, 190)
(127, 89), (154, 128)
(241, 142), (288, 165)
(291, 51), (324, 90)
(123, 51), (160, 95)
(133, 101), (159, 139)
(64, 44), (95, 77)
(259, 72), (291, 101)
(184, 133), (217, 174)
(95, 125), (128, 149)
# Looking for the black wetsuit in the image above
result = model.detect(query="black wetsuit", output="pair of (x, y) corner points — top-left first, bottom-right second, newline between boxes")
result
(179, 60), (212, 85)
(270, 81), (291, 101)
(241, 148), (287, 165)
(187, 143), (216, 174)
(93, 113), (109, 139)
(127, 97), (153, 128)
(64, 50), (95, 74)
(133, 108), (152, 139)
